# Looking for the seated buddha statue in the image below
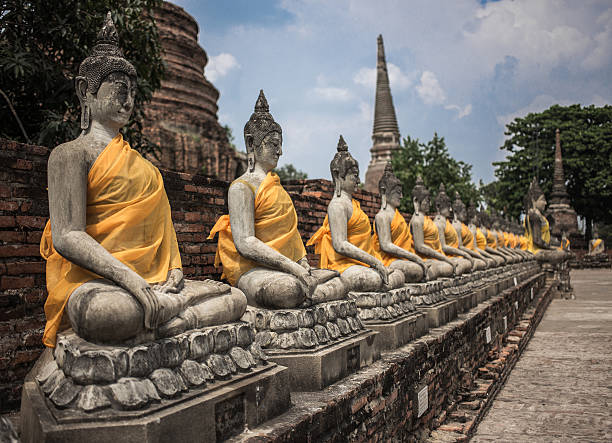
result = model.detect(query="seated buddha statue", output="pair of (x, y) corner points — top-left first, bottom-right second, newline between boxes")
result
(408, 177), (456, 278)
(523, 178), (568, 264)
(450, 192), (488, 270)
(478, 212), (509, 265)
(371, 163), (427, 282)
(490, 212), (521, 262)
(40, 14), (246, 348)
(307, 137), (405, 292)
(467, 204), (503, 267)
(588, 226), (605, 255)
(209, 91), (347, 309)
(432, 184), (475, 274)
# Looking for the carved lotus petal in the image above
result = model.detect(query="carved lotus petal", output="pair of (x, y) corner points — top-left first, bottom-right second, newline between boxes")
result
(49, 378), (81, 408)
(178, 359), (206, 386)
(206, 354), (230, 378)
(150, 369), (183, 398)
(229, 347), (253, 371)
(76, 385), (111, 412)
(313, 324), (330, 343)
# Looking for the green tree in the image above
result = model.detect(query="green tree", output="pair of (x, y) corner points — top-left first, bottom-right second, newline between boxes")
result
(0, 0), (164, 154)
(274, 164), (308, 182)
(392, 132), (480, 212)
(488, 104), (612, 238)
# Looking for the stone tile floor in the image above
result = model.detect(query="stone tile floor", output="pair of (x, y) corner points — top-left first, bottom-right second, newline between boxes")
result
(471, 269), (612, 442)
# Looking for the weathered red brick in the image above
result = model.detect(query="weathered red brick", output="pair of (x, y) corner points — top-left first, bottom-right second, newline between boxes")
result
(14, 159), (33, 170)
(1, 276), (35, 289)
(0, 216), (15, 227)
(0, 245), (40, 257)
(16, 216), (46, 229)
(5, 261), (44, 275)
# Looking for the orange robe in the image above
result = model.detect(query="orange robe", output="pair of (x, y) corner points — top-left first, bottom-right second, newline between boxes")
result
(443, 219), (460, 257)
(476, 228), (487, 250)
(519, 235), (528, 251)
(40, 134), (182, 347)
(208, 173), (306, 286)
(372, 209), (414, 266)
(307, 199), (380, 273)
(460, 223), (476, 250)
(416, 216), (444, 260)
(486, 230), (498, 249)
(525, 214), (551, 254)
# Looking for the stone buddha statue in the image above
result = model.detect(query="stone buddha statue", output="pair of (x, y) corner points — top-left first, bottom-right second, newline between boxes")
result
(371, 163), (427, 282)
(40, 13), (246, 347)
(490, 212), (521, 262)
(450, 192), (488, 269)
(523, 178), (568, 264)
(409, 177), (455, 278)
(477, 211), (509, 265)
(432, 184), (476, 274)
(307, 137), (405, 292)
(467, 204), (503, 267)
(588, 225), (605, 255)
(209, 91), (347, 309)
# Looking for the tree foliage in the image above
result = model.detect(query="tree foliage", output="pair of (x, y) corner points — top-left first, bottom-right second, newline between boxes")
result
(0, 0), (164, 154)
(274, 164), (308, 182)
(488, 104), (612, 235)
(391, 133), (481, 213)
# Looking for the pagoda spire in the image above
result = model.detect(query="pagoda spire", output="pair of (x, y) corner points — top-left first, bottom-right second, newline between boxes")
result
(550, 128), (570, 205)
(364, 35), (401, 194)
(547, 128), (578, 237)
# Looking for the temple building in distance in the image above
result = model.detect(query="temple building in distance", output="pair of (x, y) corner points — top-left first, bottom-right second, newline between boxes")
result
(143, 1), (246, 180)
(547, 129), (578, 240)
(364, 35), (402, 194)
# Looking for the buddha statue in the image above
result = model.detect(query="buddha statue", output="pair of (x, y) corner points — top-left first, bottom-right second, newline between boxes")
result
(40, 13), (246, 347)
(477, 211), (509, 265)
(371, 163), (427, 282)
(409, 177), (455, 278)
(490, 212), (521, 262)
(523, 178), (568, 264)
(432, 184), (476, 274)
(467, 204), (503, 267)
(307, 137), (405, 292)
(450, 192), (488, 269)
(588, 225), (605, 255)
(209, 91), (347, 309)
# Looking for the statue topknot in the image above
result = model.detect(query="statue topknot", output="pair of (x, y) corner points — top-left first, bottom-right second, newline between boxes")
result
(330, 135), (358, 181)
(243, 90), (282, 153)
(411, 175), (429, 202)
(378, 162), (402, 195)
(434, 183), (451, 210)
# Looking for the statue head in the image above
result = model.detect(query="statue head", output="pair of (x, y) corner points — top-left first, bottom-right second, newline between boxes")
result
(243, 90), (283, 173)
(76, 12), (137, 131)
(330, 135), (360, 197)
(378, 162), (402, 209)
(524, 177), (546, 213)
(411, 176), (430, 215)
(593, 224), (600, 238)
(434, 183), (452, 218)
(452, 191), (467, 222)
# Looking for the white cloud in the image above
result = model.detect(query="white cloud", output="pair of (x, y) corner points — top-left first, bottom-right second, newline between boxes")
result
(353, 63), (413, 90)
(416, 71), (446, 105)
(444, 104), (472, 119)
(496, 94), (574, 129)
(206, 53), (240, 82)
(312, 86), (353, 102)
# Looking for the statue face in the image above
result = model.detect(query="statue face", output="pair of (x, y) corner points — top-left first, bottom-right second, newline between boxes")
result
(420, 195), (431, 214)
(456, 207), (466, 222)
(256, 132), (282, 171)
(88, 72), (135, 128)
(439, 204), (451, 218)
(386, 186), (402, 208)
(535, 194), (546, 212)
(340, 165), (360, 194)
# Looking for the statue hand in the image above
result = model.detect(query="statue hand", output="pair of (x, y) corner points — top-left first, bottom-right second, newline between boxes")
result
(373, 262), (389, 287)
(297, 270), (317, 300)
(418, 260), (428, 281)
(154, 268), (185, 294)
(123, 274), (160, 330)
(451, 262), (459, 277)
(298, 256), (312, 272)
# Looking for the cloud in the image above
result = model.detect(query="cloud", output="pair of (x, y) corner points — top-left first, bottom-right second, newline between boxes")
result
(312, 86), (353, 102)
(444, 104), (472, 119)
(416, 71), (446, 105)
(495, 94), (574, 129)
(353, 63), (413, 90)
(206, 53), (240, 82)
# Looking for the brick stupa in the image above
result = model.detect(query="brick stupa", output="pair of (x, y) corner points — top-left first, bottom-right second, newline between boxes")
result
(364, 35), (402, 194)
(547, 128), (578, 237)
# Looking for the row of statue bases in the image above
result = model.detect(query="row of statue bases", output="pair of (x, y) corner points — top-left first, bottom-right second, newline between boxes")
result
(19, 14), (576, 442)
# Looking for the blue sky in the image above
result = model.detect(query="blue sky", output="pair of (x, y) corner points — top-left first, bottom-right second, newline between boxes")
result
(173, 0), (612, 184)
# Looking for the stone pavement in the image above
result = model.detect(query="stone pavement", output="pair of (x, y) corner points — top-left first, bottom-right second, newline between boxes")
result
(472, 269), (612, 442)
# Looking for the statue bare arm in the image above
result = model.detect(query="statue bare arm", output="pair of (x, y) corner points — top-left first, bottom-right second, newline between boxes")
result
(411, 216), (453, 263)
(436, 219), (472, 261)
(375, 213), (425, 266)
(228, 182), (307, 278)
(47, 145), (160, 329)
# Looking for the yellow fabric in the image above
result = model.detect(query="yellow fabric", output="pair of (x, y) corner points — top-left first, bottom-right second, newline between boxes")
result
(503, 232), (510, 247)
(519, 235), (528, 251)
(307, 199), (380, 272)
(525, 214), (550, 254)
(590, 238), (603, 253)
(40, 134), (182, 348)
(208, 172), (306, 286)
(372, 209), (414, 266)
(486, 230), (497, 249)
(461, 223), (475, 250)
(417, 216), (443, 259)
(444, 220), (459, 248)
(476, 228), (487, 250)
(558, 238), (570, 251)
(510, 234), (518, 249)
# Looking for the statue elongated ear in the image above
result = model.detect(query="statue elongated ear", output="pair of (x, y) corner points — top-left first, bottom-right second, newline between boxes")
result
(413, 196), (420, 215)
(75, 76), (88, 103)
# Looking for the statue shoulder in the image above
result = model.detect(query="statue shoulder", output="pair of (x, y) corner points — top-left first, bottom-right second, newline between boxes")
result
(48, 139), (87, 171)
(410, 213), (424, 227)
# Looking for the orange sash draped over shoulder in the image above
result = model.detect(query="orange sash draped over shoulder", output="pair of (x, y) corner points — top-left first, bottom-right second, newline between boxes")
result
(372, 209), (414, 266)
(461, 223), (475, 250)
(486, 230), (497, 249)
(520, 235), (528, 250)
(444, 219), (459, 249)
(525, 214), (550, 254)
(40, 134), (182, 347)
(307, 199), (379, 273)
(417, 216), (443, 259)
(208, 173), (306, 286)
(590, 238), (603, 253)
(476, 228), (487, 250)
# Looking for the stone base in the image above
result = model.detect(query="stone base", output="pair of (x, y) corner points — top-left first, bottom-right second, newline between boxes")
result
(21, 357), (289, 443)
(266, 329), (379, 391)
(476, 287), (489, 304)
(417, 299), (458, 328)
(365, 311), (428, 351)
(453, 291), (474, 313)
